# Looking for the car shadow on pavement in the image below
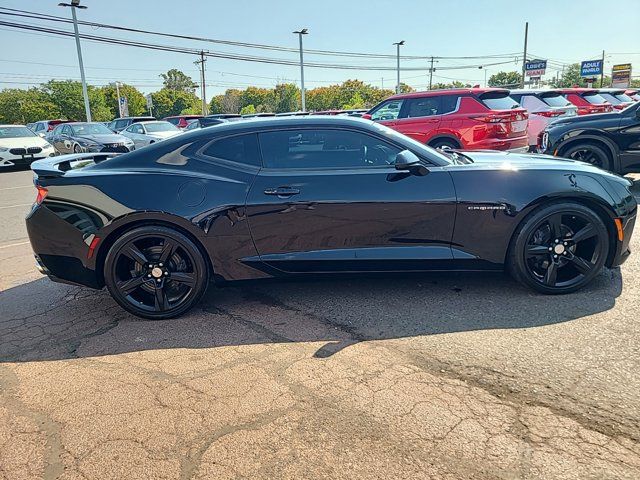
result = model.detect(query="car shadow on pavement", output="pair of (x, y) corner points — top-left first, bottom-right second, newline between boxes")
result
(0, 267), (623, 362)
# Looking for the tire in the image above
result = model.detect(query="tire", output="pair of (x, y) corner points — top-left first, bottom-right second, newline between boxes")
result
(562, 143), (613, 172)
(104, 226), (209, 319)
(429, 138), (460, 151)
(73, 144), (82, 154)
(508, 202), (609, 294)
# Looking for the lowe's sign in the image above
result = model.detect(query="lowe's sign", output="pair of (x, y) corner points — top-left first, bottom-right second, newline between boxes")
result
(525, 60), (547, 77)
(580, 60), (603, 77)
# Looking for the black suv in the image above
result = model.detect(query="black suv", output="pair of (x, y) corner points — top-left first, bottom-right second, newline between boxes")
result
(539, 101), (640, 174)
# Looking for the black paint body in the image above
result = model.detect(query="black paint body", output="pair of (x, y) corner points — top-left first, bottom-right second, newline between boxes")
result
(541, 102), (640, 174)
(26, 117), (637, 289)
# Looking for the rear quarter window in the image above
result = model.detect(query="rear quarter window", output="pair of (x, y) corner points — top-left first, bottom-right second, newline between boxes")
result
(478, 92), (520, 110)
(201, 133), (261, 167)
(583, 93), (608, 105)
(540, 93), (571, 107)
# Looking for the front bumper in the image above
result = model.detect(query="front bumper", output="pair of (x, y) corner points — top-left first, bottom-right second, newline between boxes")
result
(0, 150), (55, 167)
(610, 211), (636, 268)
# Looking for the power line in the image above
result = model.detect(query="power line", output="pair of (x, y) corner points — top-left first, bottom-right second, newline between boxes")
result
(0, 7), (522, 62)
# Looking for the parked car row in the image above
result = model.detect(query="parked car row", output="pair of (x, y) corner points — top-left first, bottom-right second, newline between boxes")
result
(362, 87), (638, 155)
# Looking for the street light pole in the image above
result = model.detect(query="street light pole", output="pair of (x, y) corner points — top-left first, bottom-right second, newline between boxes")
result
(520, 22), (528, 89)
(293, 29), (308, 112)
(115, 81), (122, 117)
(428, 56), (434, 90)
(195, 51), (208, 115)
(393, 41), (405, 94)
(59, 0), (91, 122)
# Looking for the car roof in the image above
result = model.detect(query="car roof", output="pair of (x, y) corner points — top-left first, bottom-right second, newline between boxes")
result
(136, 120), (173, 125)
(387, 87), (508, 100)
(597, 88), (627, 94)
(0, 124), (27, 127)
(556, 88), (598, 93)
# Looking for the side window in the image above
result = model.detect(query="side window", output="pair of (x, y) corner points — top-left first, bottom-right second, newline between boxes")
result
(52, 125), (63, 135)
(440, 95), (460, 114)
(405, 97), (441, 118)
(62, 125), (72, 136)
(510, 94), (522, 104)
(115, 120), (128, 130)
(35, 123), (44, 132)
(134, 124), (145, 134)
(370, 100), (404, 121)
(258, 129), (401, 169)
(166, 118), (180, 125)
(201, 133), (261, 167)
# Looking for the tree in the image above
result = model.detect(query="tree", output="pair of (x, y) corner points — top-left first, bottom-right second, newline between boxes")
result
(240, 104), (256, 115)
(220, 89), (242, 114)
(151, 88), (200, 118)
(266, 83), (300, 113)
(0, 88), (59, 124)
(41, 80), (111, 121)
(240, 87), (271, 112)
(101, 83), (148, 117)
(488, 71), (522, 88)
(159, 69), (197, 94)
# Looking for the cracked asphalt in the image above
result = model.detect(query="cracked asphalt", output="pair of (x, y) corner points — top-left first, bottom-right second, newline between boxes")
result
(1, 169), (640, 479)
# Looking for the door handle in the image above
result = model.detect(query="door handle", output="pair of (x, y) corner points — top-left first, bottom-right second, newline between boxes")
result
(264, 186), (300, 197)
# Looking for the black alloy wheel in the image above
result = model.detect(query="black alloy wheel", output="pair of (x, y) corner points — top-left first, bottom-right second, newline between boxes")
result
(509, 203), (609, 294)
(430, 139), (460, 151)
(104, 226), (208, 319)
(563, 143), (612, 171)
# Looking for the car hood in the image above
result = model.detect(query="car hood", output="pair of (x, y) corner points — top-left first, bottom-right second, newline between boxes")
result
(456, 150), (610, 174)
(0, 136), (53, 149)
(76, 134), (129, 144)
(146, 131), (181, 139)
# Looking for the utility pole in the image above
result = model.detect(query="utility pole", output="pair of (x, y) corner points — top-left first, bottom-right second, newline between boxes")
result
(428, 56), (434, 90)
(521, 21), (528, 89)
(195, 51), (208, 115)
(59, 0), (91, 121)
(293, 29), (308, 111)
(393, 40), (405, 94)
(600, 50), (605, 87)
(115, 81), (122, 117)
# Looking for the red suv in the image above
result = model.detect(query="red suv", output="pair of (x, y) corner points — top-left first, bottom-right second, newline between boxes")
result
(557, 88), (614, 115)
(163, 115), (203, 129)
(364, 88), (529, 152)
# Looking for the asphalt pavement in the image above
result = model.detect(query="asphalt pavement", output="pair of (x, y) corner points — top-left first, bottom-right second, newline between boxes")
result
(1, 168), (640, 479)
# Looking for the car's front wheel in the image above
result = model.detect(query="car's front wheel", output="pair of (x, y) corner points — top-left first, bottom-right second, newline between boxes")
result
(563, 143), (612, 171)
(104, 226), (209, 319)
(508, 202), (609, 294)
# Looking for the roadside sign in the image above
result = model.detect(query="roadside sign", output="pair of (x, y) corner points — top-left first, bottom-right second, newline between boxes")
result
(119, 96), (129, 117)
(580, 60), (603, 77)
(525, 60), (547, 77)
(145, 94), (153, 110)
(612, 64), (632, 88)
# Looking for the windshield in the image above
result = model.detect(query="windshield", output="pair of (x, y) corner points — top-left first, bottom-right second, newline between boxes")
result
(145, 122), (179, 133)
(71, 123), (114, 135)
(369, 121), (452, 165)
(0, 126), (38, 138)
(540, 93), (572, 107)
(583, 93), (609, 105)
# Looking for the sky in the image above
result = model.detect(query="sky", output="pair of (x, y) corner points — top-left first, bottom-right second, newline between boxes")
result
(0, 0), (638, 102)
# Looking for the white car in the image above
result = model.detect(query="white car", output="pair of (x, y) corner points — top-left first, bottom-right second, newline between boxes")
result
(509, 89), (578, 150)
(120, 121), (182, 148)
(0, 125), (56, 168)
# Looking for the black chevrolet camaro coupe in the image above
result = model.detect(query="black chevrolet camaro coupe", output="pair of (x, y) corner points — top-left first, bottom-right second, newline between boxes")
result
(27, 117), (637, 319)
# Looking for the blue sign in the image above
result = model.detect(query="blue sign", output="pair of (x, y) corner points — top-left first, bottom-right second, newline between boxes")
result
(580, 60), (603, 77)
(525, 60), (547, 77)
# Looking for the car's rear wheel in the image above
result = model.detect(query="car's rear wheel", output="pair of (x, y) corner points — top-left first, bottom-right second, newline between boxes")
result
(73, 144), (82, 154)
(508, 202), (609, 294)
(104, 226), (208, 319)
(563, 143), (612, 171)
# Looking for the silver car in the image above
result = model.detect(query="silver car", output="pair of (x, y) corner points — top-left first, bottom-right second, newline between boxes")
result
(120, 121), (182, 149)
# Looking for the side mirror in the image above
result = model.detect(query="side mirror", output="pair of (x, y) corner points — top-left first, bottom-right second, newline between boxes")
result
(394, 150), (429, 176)
(361, 113), (372, 120)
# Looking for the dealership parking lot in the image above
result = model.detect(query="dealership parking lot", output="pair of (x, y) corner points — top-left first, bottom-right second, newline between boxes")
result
(2, 169), (640, 479)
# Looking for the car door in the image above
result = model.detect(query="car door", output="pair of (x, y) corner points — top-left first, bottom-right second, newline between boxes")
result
(53, 125), (73, 154)
(245, 127), (457, 273)
(391, 96), (443, 144)
(124, 124), (145, 148)
(616, 104), (640, 167)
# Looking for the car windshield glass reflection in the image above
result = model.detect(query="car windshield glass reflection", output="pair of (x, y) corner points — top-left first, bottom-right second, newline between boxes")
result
(145, 122), (179, 133)
(0, 126), (38, 138)
(71, 123), (114, 135)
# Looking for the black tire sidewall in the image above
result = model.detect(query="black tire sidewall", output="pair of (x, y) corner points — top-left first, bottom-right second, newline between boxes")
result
(104, 226), (209, 319)
(509, 202), (609, 294)
(430, 139), (459, 150)
(564, 143), (612, 171)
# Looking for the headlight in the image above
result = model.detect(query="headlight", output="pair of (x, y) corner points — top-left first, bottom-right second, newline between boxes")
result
(78, 140), (97, 147)
(0, 147), (8, 152)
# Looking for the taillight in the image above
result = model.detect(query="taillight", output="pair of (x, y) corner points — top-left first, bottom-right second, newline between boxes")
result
(537, 110), (566, 118)
(471, 114), (506, 123)
(35, 186), (48, 205)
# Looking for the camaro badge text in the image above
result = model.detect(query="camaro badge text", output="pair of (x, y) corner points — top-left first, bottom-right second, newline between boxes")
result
(467, 205), (507, 211)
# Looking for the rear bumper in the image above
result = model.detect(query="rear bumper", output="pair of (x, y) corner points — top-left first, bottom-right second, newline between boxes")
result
(465, 136), (529, 152)
(26, 204), (102, 289)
